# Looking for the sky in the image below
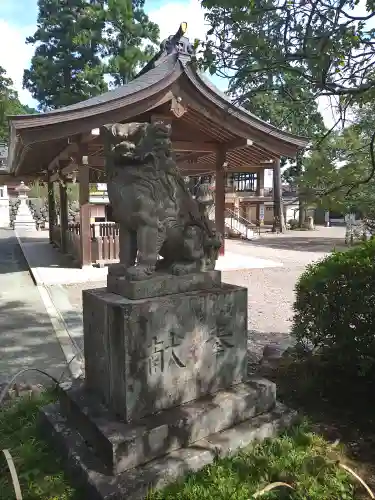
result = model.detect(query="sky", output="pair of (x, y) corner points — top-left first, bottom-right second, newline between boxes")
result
(1, 0), (365, 129)
(0, 0), (217, 108)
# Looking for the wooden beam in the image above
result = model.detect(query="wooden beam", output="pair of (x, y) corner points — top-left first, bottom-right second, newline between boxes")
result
(226, 138), (253, 151)
(47, 170), (56, 244)
(172, 141), (218, 152)
(272, 158), (285, 233)
(177, 162), (271, 174)
(48, 142), (79, 171)
(50, 162), (75, 182)
(48, 129), (103, 173)
(59, 181), (69, 253)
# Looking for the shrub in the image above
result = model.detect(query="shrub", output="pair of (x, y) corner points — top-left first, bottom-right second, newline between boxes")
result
(288, 218), (299, 229)
(292, 238), (375, 377)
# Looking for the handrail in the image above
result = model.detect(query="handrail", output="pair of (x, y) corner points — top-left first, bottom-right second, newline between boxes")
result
(225, 208), (256, 229)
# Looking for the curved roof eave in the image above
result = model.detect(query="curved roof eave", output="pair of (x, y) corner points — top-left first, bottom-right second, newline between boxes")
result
(182, 60), (309, 150)
(9, 54), (182, 131)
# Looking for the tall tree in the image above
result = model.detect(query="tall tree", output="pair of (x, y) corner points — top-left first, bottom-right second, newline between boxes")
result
(23, 0), (108, 111)
(0, 66), (34, 143)
(23, 0), (160, 110)
(199, 0), (375, 194)
(241, 71), (326, 225)
(104, 0), (159, 86)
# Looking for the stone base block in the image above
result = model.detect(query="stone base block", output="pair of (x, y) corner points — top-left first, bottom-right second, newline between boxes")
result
(107, 269), (222, 299)
(83, 284), (248, 421)
(58, 377), (276, 474)
(40, 400), (297, 500)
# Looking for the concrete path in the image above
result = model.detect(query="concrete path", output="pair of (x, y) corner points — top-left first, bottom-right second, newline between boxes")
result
(15, 229), (284, 286)
(16, 226), (347, 370)
(0, 228), (68, 386)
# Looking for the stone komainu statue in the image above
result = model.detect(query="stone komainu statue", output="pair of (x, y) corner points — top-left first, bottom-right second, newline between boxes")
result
(101, 121), (222, 281)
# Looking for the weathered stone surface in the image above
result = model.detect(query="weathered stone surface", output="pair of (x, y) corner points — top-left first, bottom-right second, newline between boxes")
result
(40, 400), (297, 500)
(102, 121), (222, 282)
(107, 270), (222, 299)
(83, 283), (248, 422)
(59, 377), (275, 474)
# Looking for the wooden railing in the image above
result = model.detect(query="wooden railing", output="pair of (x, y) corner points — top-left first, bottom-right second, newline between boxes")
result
(66, 223), (81, 262)
(51, 222), (120, 265)
(91, 222), (120, 265)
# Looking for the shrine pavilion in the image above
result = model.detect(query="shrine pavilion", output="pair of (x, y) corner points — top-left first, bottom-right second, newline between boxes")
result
(3, 23), (308, 267)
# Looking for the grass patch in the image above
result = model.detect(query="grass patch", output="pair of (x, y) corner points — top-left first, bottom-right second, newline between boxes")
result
(1, 390), (370, 499)
(0, 391), (76, 500)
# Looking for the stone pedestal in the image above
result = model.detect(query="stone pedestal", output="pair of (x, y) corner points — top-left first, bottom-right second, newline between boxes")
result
(41, 272), (296, 499)
(0, 185), (10, 228)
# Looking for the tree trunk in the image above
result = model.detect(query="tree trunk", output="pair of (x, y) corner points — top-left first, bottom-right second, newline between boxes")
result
(296, 151), (304, 227)
(298, 197), (305, 227)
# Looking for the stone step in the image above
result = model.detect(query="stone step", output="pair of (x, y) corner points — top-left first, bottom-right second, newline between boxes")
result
(58, 377), (276, 474)
(40, 399), (296, 500)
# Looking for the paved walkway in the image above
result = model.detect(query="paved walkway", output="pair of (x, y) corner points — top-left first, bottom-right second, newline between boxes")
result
(13, 226), (347, 370)
(0, 228), (68, 386)
(15, 229), (284, 286)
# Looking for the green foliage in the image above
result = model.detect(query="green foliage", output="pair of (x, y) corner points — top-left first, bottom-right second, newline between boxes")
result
(149, 420), (354, 500)
(0, 67), (36, 143)
(104, 0), (159, 86)
(0, 392), (76, 500)
(23, 0), (159, 110)
(0, 392), (356, 500)
(292, 239), (375, 377)
(199, 0), (375, 201)
(288, 218), (299, 229)
(200, 0), (375, 103)
(23, 0), (108, 110)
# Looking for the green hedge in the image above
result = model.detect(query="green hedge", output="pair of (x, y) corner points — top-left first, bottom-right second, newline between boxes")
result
(292, 238), (375, 377)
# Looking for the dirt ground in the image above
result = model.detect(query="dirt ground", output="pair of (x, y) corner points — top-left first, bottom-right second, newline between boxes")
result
(62, 226), (347, 362)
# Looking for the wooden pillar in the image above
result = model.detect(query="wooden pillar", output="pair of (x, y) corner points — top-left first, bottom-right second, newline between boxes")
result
(256, 168), (265, 223)
(47, 172), (56, 244)
(256, 168), (265, 197)
(215, 146), (226, 256)
(79, 162), (92, 267)
(272, 158), (285, 233)
(59, 180), (68, 252)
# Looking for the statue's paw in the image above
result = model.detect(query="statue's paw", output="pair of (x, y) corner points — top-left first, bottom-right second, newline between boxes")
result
(170, 261), (198, 276)
(126, 264), (154, 281)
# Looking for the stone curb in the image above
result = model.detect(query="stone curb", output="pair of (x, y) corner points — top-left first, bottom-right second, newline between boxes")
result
(14, 229), (43, 285)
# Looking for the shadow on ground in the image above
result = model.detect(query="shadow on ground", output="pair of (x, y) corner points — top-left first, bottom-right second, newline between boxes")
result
(246, 236), (348, 253)
(0, 298), (68, 386)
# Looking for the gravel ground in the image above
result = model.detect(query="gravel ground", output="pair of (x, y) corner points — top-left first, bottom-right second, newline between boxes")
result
(61, 226), (346, 363)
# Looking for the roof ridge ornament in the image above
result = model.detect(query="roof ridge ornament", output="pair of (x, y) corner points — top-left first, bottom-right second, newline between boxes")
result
(161, 22), (194, 57)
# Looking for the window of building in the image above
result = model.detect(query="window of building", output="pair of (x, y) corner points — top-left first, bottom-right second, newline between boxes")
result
(230, 173), (256, 192)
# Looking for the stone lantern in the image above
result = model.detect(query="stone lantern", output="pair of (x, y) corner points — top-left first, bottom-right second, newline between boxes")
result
(0, 184), (10, 228)
(14, 181), (30, 198)
(13, 181), (35, 230)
